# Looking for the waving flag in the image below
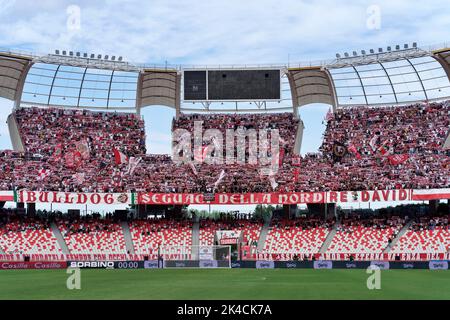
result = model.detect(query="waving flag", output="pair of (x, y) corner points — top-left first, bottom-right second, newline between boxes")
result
(444, 130), (450, 150)
(76, 140), (90, 160)
(332, 141), (347, 162)
(64, 150), (82, 169)
(377, 141), (390, 156)
(348, 144), (362, 160)
(126, 157), (142, 175)
(268, 175), (279, 191)
(37, 168), (51, 180)
(369, 135), (379, 152)
(113, 148), (129, 165)
(388, 154), (409, 165)
(213, 170), (226, 190)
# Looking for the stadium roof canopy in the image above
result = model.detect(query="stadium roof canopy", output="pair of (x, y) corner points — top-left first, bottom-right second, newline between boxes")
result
(1, 43), (450, 114)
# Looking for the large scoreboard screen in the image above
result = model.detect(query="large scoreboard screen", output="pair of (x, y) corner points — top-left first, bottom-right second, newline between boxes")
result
(183, 69), (280, 101)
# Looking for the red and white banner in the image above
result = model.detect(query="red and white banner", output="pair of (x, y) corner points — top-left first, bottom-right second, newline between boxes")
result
(0, 191), (14, 202)
(138, 192), (327, 205)
(16, 190), (133, 205)
(411, 188), (450, 201)
(388, 154), (409, 165)
(1, 188), (448, 204)
(326, 189), (412, 203)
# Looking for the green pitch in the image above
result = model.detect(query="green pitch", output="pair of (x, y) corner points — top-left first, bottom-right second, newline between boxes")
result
(0, 269), (449, 300)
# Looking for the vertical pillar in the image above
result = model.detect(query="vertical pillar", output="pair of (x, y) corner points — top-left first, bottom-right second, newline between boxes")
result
(26, 203), (36, 217)
(429, 200), (439, 215)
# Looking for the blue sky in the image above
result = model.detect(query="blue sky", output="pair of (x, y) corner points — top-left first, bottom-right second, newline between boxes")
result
(0, 0), (447, 212)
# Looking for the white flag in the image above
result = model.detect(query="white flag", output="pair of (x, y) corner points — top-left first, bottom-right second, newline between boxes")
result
(126, 157), (142, 175)
(369, 135), (379, 152)
(213, 170), (226, 190)
(268, 175), (278, 191)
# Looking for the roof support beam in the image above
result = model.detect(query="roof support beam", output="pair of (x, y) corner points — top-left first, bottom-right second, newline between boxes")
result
(76, 67), (88, 108)
(378, 62), (398, 104)
(405, 58), (429, 101)
(106, 70), (115, 109)
(47, 64), (61, 105)
(351, 65), (369, 105)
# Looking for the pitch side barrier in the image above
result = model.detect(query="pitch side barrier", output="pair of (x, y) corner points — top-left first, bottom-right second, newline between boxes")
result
(231, 260), (448, 270)
(1, 253), (450, 262)
(0, 260), (448, 270)
(3, 188), (450, 205)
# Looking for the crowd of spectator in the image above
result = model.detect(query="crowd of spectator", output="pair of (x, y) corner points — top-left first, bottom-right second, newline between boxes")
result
(409, 215), (449, 231)
(0, 102), (448, 193)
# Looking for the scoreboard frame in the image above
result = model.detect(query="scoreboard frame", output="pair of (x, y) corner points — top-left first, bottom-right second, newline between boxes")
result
(182, 68), (282, 102)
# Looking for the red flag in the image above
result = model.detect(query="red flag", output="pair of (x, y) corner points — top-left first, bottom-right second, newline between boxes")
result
(64, 151), (82, 169)
(113, 148), (129, 165)
(348, 144), (362, 160)
(388, 154), (409, 165)
(377, 140), (391, 156)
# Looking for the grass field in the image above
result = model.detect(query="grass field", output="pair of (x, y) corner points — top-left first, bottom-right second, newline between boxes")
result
(0, 269), (449, 300)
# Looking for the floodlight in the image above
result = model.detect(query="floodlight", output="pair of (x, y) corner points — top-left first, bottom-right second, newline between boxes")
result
(118, 56), (123, 62)
(387, 46), (391, 51)
(111, 56), (116, 61)
(69, 51), (73, 56)
(104, 55), (109, 60)
(336, 53), (341, 59)
(378, 48), (383, 53)
(90, 54), (95, 59)
(395, 45), (400, 50)
(76, 52), (80, 57)
(412, 42), (417, 48)
(369, 49), (374, 54)
(344, 52), (349, 58)
(353, 51), (357, 56)
(97, 54), (102, 59)
(83, 53), (88, 58)
(361, 50), (366, 55)
(62, 50), (67, 55)
(404, 44), (408, 49)
(55, 50), (60, 55)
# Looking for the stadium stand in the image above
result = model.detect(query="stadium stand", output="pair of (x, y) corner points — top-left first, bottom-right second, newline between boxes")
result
(129, 219), (193, 256)
(326, 216), (405, 254)
(0, 102), (448, 193)
(262, 217), (333, 256)
(198, 218), (262, 246)
(390, 215), (450, 254)
(0, 215), (62, 254)
(57, 217), (127, 254)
